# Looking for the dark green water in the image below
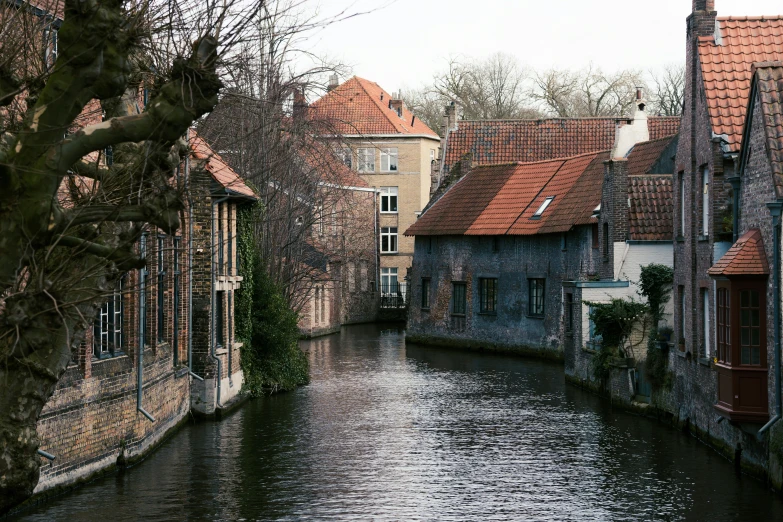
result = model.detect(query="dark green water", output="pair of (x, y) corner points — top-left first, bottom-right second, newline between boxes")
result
(11, 324), (783, 521)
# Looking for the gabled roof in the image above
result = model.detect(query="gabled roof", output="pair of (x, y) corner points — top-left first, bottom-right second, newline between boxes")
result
(708, 228), (769, 276)
(625, 135), (678, 176)
(190, 134), (257, 198)
(310, 76), (438, 137)
(441, 117), (680, 173)
(748, 62), (783, 196)
(405, 151), (606, 237)
(699, 16), (783, 151)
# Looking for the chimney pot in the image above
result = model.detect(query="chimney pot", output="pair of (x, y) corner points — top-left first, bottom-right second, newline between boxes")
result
(327, 73), (339, 92)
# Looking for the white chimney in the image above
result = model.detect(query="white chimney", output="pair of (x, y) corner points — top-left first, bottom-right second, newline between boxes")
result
(611, 87), (650, 158)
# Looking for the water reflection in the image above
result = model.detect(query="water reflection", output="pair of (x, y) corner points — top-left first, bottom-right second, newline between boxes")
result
(11, 324), (783, 521)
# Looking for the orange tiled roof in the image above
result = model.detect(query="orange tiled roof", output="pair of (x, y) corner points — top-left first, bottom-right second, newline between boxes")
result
(405, 152), (605, 237)
(190, 134), (257, 198)
(442, 117), (680, 173)
(708, 228), (769, 276)
(28, 0), (64, 20)
(751, 63), (783, 196)
(310, 76), (438, 137)
(699, 16), (783, 151)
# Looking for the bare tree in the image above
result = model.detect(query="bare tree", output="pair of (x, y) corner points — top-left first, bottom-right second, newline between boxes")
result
(400, 87), (443, 135)
(531, 63), (646, 117)
(198, 0), (375, 316)
(647, 63), (685, 116)
(0, 0), (262, 512)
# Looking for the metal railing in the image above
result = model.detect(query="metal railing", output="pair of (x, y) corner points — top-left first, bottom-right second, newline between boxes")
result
(380, 282), (408, 309)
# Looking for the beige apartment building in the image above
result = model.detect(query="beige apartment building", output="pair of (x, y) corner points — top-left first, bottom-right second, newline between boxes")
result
(311, 76), (440, 296)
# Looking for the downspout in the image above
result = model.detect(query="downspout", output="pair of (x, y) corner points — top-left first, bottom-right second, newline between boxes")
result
(185, 128), (204, 382)
(374, 190), (379, 293)
(137, 234), (155, 422)
(760, 201), (783, 435)
(728, 176), (741, 244)
(211, 194), (231, 409)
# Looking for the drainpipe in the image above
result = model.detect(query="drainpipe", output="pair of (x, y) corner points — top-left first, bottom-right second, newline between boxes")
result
(728, 176), (741, 243)
(137, 234), (155, 423)
(760, 201), (783, 435)
(211, 194), (231, 409)
(37, 449), (55, 461)
(185, 129), (204, 383)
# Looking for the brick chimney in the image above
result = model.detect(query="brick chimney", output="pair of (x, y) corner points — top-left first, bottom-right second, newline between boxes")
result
(690, 0), (718, 38)
(389, 94), (404, 118)
(443, 101), (462, 135)
(292, 87), (308, 123)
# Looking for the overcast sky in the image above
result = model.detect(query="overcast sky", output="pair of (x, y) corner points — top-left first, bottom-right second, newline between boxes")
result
(301, 0), (782, 93)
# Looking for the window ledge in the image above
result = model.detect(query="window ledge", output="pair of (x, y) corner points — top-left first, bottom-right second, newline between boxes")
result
(698, 357), (713, 368)
(421, 307), (431, 312)
(215, 347), (228, 356)
(676, 349), (689, 358)
(175, 366), (190, 378)
(698, 235), (709, 242)
(478, 312), (497, 316)
(450, 313), (466, 318)
(525, 314), (545, 320)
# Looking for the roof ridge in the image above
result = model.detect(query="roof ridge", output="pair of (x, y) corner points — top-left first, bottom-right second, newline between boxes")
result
(718, 15), (783, 21)
(471, 149), (608, 170)
(458, 116), (679, 124)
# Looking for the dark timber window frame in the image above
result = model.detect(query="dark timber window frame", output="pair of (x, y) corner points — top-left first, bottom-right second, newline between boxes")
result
(714, 278), (768, 423)
(93, 277), (125, 359)
(421, 278), (431, 310)
(479, 278), (498, 314)
(157, 235), (166, 344)
(528, 278), (545, 317)
(451, 282), (467, 316)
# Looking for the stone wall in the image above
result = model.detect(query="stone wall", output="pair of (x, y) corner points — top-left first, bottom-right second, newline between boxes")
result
(407, 225), (599, 357)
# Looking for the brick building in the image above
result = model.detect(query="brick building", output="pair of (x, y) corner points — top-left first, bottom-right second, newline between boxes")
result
(34, 132), (257, 492)
(669, 0), (783, 485)
(310, 76), (441, 300)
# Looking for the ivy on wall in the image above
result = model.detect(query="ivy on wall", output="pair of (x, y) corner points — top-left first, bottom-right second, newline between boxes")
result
(236, 203), (310, 395)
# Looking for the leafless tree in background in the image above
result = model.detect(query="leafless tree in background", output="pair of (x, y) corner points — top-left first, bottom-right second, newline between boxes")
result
(647, 63), (685, 116)
(198, 0), (376, 314)
(0, 0), (263, 512)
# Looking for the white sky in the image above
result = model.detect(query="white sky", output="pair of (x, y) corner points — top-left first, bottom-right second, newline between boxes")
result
(302, 0), (783, 93)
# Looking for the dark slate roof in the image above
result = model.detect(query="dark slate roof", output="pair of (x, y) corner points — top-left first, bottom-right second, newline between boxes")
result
(405, 152), (605, 237)
(708, 228), (769, 276)
(625, 135), (678, 176)
(699, 16), (783, 151)
(751, 62), (783, 197)
(442, 117), (681, 173)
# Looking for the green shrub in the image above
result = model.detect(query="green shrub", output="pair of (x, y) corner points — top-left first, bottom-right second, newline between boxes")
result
(585, 298), (649, 381)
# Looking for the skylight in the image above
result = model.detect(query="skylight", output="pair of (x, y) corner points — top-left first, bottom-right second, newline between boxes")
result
(532, 197), (555, 218)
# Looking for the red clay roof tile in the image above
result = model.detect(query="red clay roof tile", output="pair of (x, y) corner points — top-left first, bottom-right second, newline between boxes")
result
(708, 228), (769, 276)
(699, 16), (783, 151)
(628, 175), (673, 241)
(190, 134), (257, 198)
(310, 77), (438, 137)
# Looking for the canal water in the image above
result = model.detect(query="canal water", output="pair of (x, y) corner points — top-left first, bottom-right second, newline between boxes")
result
(11, 324), (783, 521)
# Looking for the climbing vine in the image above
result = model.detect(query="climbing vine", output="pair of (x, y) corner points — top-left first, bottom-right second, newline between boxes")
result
(638, 263), (675, 390)
(236, 203), (310, 396)
(585, 298), (649, 380)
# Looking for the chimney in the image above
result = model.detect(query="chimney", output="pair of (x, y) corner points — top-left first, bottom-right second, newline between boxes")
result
(611, 87), (649, 158)
(292, 86), (308, 125)
(690, 0), (717, 38)
(692, 0), (715, 12)
(327, 73), (339, 92)
(442, 101), (462, 135)
(390, 95), (404, 118)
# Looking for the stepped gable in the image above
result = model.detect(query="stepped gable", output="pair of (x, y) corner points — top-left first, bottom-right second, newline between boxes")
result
(699, 16), (783, 151)
(310, 76), (438, 137)
(708, 228), (769, 276)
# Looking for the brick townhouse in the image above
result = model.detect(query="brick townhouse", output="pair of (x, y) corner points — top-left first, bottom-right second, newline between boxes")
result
(670, 0), (783, 485)
(310, 76), (441, 301)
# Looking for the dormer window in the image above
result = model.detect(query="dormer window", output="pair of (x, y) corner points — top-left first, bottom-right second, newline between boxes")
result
(532, 197), (554, 218)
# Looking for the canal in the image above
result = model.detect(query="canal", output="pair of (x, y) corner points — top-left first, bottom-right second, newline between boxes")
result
(11, 324), (783, 521)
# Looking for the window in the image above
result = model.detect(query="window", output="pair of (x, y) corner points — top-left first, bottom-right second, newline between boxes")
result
(340, 148), (352, 169)
(94, 278), (124, 358)
(603, 223), (610, 257)
(592, 223), (599, 249)
(717, 287), (730, 363)
(702, 288), (710, 358)
(140, 234), (149, 347)
(157, 236), (166, 343)
(678, 285), (685, 342)
(528, 278), (545, 316)
(588, 305), (603, 347)
(479, 278), (498, 314)
(430, 149), (436, 163)
(173, 237), (181, 366)
(451, 282), (467, 315)
(381, 148), (398, 172)
(679, 171), (685, 237)
(561, 233), (568, 251)
(565, 293), (573, 332)
(532, 196), (554, 218)
(427, 237), (434, 254)
(492, 237), (500, 253)
(702, 167), (710, 236)
(740, 290), (762, 365)
(357, 148), (374, 172)
(216, 291), (225, 347)
(381, 227), (398, 253)
(381, 267), (398, 295)
(380, 187), (398, 213)
(421, 278), (431, 309)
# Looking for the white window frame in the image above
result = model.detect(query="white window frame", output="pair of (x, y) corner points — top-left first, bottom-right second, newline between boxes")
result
(341, 148), (352, 169)
(381, 267), (398, 296)
(381, 227), (398, 253)
(532, 196), (554, 218)
(380, 186), (398, 213)
(703, 288), (711, 358)
(94, 279), (123, 358)
(357, 148), (375, 172)
(380, 148), (398, 172)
